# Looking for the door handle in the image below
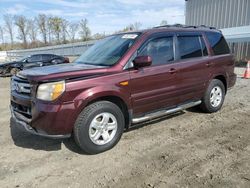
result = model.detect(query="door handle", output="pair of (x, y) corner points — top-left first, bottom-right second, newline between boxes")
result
(206, 62), (212, 67)
(169, 68), (177, 74)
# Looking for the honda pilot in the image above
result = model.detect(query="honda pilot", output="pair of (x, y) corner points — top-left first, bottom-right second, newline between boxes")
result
(10, 25), (236, 154)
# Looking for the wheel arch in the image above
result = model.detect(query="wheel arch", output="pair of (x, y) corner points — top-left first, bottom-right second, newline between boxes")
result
(213, 75), (227, 93)
(86, 95), (131, 129)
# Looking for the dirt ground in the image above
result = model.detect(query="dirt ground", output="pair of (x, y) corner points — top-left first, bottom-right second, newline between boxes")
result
(0, 68), (250, 188)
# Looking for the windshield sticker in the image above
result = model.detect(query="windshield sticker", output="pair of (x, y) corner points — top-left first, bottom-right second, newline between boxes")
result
(122, 34), (138, 39)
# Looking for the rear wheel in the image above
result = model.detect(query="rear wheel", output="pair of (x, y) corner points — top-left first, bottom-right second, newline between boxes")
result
(74, 101), (125, 154)
(200, 79), (225, 113)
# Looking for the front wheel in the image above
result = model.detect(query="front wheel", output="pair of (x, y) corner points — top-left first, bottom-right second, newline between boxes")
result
(200, 79), (225, 113)
(74, 101), (125, 154)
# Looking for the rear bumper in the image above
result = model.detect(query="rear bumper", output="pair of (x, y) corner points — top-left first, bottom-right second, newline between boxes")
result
(10, 106), (71, 139)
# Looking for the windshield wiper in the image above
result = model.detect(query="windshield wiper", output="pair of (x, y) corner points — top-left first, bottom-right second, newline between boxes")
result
(82, 62), (110, 67)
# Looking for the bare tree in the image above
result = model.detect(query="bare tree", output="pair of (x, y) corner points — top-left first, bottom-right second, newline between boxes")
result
(28, 19), (38, 46)
(68, 22), (79, 42)
(121, 22), (142, 32)
(133, 22), (142, 30)
(1, 14), (94, 49)
(47, 16), (53, 43)
(14, 15), (29, 48)
(4, 14), (14, 47)
(79, 18), (91, 41)
(0, 25), (4, 45)
(50, 16), (63, 44)
(37, 14), (48, 44)
(92, 32), (105, 40)
(61, 19), (68, 44)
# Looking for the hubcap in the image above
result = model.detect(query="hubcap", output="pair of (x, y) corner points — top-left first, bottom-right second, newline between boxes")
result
(89, 112), (118, 145)
(210, 86), (223, 107)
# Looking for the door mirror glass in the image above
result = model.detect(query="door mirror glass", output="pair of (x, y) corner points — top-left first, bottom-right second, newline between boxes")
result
(133, 55), (152, 68)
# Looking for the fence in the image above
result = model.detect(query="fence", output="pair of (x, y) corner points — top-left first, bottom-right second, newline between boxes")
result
(5, 40), (96, 61)
(0, 51), (7, 62)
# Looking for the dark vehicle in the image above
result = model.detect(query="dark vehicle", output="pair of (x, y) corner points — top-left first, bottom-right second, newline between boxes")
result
(0, 54), (69, 76)
(10, 25), (236, 154)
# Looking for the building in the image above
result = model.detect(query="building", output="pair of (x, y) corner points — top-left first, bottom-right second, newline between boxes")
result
(185, 0), (250, 60)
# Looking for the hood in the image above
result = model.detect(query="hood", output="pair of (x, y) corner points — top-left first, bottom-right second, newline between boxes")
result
(18, 63), (108, 82)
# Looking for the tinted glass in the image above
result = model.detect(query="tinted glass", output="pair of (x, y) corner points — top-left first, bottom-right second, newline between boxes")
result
(178, 36), (203, 59)
(74, 33), (140, 66)
(206, 32), (230, 55)
(41, 55), (52, 61)
(139, 37), (174, 65)
(28, 55), (42, 62)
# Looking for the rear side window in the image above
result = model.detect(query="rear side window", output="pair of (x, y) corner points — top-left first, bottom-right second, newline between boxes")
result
(139, 37), (174, 65)
(41, 55), (52, 61)
(206, 32), (230, 55)
(178, 36), (205, 59)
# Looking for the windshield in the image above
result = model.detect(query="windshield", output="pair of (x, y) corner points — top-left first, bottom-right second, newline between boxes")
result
(17, 56), (28, 62)
(74, 33), (140, 66)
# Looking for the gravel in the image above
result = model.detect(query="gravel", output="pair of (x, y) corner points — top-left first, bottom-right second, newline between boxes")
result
(0, 67), (249, 188)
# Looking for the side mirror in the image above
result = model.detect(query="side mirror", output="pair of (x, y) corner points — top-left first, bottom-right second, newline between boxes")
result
(133, 56), (152, 68)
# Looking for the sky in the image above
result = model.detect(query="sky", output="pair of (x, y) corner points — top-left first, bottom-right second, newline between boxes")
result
(0, 0), (185, 34)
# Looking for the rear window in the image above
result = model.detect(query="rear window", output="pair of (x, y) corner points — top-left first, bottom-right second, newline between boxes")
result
(206, 32), (230, 55)
(178, 36), (205, 59)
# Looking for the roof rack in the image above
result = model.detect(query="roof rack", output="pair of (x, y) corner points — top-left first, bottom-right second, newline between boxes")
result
(154, 24), (218, 30)
(154, 24), (185, 28)
(198, 25), (217, 29)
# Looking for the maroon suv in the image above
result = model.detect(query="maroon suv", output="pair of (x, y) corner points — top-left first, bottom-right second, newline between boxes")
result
(10, 25), (236, 154)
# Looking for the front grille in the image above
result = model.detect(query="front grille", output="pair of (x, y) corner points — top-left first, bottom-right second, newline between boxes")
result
(11, 101), (32, 119)
(11, 75), (32, 122)
(11, 75), (31, 96)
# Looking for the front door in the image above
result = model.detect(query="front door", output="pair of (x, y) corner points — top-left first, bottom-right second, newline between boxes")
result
(23, 55), (43, 69)
(129, 35), (180, 117)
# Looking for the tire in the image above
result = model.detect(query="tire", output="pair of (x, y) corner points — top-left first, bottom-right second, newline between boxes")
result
(200, 79), (226, 113)
(10, 68), (20, 76)
(74, 101), (125, 154)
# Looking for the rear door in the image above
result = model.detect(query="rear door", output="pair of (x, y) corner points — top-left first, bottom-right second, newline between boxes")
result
(129, 34), (180, 116)
(174, 32), (212, 103)
(41, 54), (52, 66)
(205, 32), (235, 86)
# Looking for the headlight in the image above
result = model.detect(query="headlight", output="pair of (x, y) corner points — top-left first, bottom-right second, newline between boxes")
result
(36, 81), (65, 101)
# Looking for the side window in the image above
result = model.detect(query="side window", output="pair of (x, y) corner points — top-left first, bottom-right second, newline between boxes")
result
(206, 32), (230, 55)
(41, 55), (52, 61)
(139, 37), (174, 66)
(28, 55), (42, 62)
(178, 36), (203, 59)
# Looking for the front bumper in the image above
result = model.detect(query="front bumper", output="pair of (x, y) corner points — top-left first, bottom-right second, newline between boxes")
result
(10, 75), (77, 138)
(10, 106), (71, 139)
